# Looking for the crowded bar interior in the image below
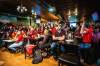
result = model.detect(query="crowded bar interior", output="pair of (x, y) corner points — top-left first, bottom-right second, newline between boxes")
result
(0, 0), (100, 66)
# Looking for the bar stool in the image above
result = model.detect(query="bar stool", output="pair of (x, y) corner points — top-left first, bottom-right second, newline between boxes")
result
(25, 45), (36, 59)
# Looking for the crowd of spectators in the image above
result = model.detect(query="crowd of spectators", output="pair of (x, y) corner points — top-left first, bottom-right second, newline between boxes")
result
(0, 18), (100, 66)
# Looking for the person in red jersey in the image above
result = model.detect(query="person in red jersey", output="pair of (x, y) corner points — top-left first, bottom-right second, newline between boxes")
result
(28, 26), (37, 44)
(82, 26), (93, 43)
(80, 21), (94, 65)
(38, 26), (44, 35)
(8, 31), (24, 51)
(51, 25), (57, 35)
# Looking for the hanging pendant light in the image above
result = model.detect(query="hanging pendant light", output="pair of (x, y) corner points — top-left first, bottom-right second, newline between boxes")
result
(17, 0), (28, 13)
(74, 8), (78, 16)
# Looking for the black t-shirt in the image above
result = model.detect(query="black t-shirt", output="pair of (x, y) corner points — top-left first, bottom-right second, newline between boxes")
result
(53, 29), (65, 42)
(55, 29), (65, 37)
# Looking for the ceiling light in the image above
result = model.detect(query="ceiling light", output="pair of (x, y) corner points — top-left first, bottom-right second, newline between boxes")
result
(74, 8), (78, 15)
(17, 0), (27, 13)
(68, 10), (71, 15)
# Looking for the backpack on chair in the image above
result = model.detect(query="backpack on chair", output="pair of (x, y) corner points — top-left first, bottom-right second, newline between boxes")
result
(32, 49), (43, 64)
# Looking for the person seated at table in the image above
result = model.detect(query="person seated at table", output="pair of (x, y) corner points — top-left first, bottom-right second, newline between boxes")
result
(38, 26), (44, 35)
(50, 24), (66, 57)
(50, 24), (57, 35)
(74, 24), (82, 44)
(11, 31), (17, 40)
(8, 31), (24, 52)
(38, 27), (51, 48)
(27, 26), (38, 45)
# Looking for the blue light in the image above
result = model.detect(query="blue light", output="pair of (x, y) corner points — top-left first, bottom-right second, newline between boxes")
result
(92, 12), (98, 21)
(35, 5), (41, 15)
(48, 7), (56, 12)
(31, 5), (41, 15)
(48, 8), (54, 12)
(31, 9), (35, 13)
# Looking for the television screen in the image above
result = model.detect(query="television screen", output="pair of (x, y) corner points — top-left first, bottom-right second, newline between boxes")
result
(68, 15), (77, 22)
(70, 22), (77, 27)
(36, 19), (40, 24)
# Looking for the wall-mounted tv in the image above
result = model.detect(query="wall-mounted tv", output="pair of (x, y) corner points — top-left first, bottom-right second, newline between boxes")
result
(68, 15), (77, 27)
(68, 15), (78, 22)
(70, 22), (77, 27)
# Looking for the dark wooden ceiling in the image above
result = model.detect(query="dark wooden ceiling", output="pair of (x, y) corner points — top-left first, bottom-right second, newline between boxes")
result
(0, 0), (33, 16)
(0, 0), (100, 16)
(44, 0), (100, 15)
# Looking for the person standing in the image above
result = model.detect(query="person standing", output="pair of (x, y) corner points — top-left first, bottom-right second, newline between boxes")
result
(80, 20), (94, 65)
(93, 23), (100, 66)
